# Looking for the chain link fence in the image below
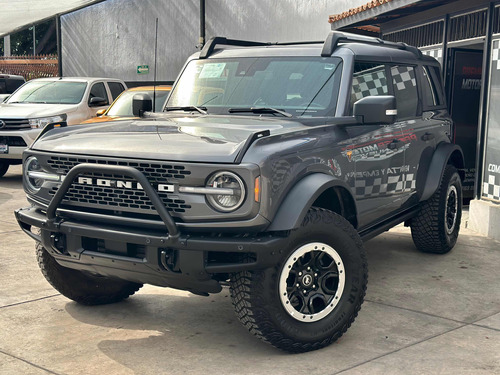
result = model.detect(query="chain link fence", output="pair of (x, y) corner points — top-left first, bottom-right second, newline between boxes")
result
(0, 54), (59, 80)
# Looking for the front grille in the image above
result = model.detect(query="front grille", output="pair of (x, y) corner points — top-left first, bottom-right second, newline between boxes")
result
(0, 119), (30, 130)
(47, 156), (191, 181)
(46, 156), (193, 216)
(0, 136), (27, 146)
(49, 180), (191, 213)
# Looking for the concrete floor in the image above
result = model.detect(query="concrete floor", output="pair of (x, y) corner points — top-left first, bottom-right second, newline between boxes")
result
(1, 165), (499, 375)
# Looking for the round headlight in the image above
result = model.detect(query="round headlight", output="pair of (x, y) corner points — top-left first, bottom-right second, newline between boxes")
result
(24, 156), (43, 193)
(206, 171), (246, 212)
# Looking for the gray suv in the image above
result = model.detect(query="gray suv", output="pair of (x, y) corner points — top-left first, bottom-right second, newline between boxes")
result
(16, 32), (464, 353)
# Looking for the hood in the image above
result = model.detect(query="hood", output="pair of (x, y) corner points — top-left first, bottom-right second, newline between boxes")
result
(0, 103), (78, 118)
(32, 115), (307, 163)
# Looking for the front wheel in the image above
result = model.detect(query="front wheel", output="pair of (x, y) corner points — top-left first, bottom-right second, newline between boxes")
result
(230, 208), (368, 353)
(36, 243), (142, 305)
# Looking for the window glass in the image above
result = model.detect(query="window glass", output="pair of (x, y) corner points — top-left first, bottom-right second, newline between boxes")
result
(427, 65), (445, 106)
(89, 82), (109, 105)
(391, 66), (418, 119)
(421, 66), (437, 106)
(7, 81), (87, 104)
(167, 57), (343, 117)
(350, 63), (388, 113)
(107, 90), (170, 116)
(108, 82), (125, 100)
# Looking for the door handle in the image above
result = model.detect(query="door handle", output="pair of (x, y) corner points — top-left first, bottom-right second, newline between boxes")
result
(421, 132), (435, 141)
(387, 139), (402, 150)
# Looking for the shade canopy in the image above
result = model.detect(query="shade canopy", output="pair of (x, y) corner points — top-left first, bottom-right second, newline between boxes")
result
(0, 0), (102, 37)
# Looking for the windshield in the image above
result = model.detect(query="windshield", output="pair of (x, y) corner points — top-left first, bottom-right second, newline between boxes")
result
(166, 57), (343, 117)
(107, 89), (170, 116)
(7, 81), (87, 105)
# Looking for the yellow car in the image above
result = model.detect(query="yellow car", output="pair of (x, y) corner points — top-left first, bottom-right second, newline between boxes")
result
(82, 85), (171, 124)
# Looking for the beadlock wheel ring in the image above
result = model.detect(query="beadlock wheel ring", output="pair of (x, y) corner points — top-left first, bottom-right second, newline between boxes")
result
(445, 185), (458, 235)
(279, 242), (346, 322)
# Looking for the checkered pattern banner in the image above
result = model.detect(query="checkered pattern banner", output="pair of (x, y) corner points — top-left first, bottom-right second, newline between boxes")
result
(352, 69), (388, 101)
(482, 173), (500, 201)
(355, 173), (416, 198)
(421, 47), (443, 65)
(391, 66), (417, 91)
(492, 40), (500, 70)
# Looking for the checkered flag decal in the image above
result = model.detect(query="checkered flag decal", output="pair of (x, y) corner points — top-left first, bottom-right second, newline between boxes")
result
(483, 173), (500, 201)
(355, 174), (416, 198)
(352, 69), (388, 101)
(492, 40), (500, 70)
(391, 66), (416, 91)
(421, 48), (443, 64)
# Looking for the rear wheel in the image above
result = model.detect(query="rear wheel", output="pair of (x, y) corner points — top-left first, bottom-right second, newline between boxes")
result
(36, 243), (142, 305)
(230, 208), (368, 353)
(0, 161), (9, 177)
(410, 165), (462, 254)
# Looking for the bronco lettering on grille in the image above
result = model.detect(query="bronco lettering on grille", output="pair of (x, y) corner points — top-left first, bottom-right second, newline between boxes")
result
(77, 177), (174, 192)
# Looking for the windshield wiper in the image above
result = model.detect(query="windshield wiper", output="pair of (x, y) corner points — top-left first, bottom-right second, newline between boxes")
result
(228, 107), (292, 118)
(165, 106), (208, 115)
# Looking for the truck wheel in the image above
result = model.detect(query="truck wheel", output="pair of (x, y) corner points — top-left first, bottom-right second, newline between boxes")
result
(36, 243), (142, 305)
(0, 161), (9, 177)
(410, 165), (462, 254)
(230, 208), (368, 353)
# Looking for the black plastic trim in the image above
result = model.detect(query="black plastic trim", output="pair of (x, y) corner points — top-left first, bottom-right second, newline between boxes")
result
(267, 173), (356, 231)
(420, 142), (464, 201)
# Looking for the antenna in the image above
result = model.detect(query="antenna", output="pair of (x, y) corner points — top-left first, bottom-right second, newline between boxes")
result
(153, 18), (158, 112)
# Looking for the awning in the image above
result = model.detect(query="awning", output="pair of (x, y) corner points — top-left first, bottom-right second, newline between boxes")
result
(0, 0), (103, 37)
(328, 0), (458, 33)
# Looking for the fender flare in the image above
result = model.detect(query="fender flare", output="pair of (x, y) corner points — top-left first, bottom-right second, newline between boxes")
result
(267, 173), (355, 232)
(420, 142), (465, 201)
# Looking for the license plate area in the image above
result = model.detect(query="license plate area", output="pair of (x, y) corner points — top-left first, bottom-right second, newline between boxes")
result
(0, 144), (8, 154)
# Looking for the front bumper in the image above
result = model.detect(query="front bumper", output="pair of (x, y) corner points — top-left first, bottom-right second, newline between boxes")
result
(16, 206), (287, 294)
(0, 129), (40, 160)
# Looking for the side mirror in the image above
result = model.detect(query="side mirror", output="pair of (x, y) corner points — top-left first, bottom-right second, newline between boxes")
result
(353, 95), (397, 125)
(132, 93), (153, 117)
(89, 96), (108, 107)
(95, 109), (106, 116)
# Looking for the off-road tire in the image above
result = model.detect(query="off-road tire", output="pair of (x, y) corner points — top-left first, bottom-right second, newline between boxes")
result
(230, 208), (368, 353)
(0, 161), (9, 177)
(36, 243), (142, 305)
(410, 165), (462, 254)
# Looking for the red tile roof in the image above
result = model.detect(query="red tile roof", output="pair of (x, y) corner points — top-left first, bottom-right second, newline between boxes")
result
(328, 0), (393, 24)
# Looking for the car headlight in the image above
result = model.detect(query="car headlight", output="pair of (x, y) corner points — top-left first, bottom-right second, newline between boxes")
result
(206, 171), (245, 212)
(24, 156), (44, 193)
(29, 114), (67, 129)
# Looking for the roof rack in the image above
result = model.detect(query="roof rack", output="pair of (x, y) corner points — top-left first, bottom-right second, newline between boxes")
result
(321, 31), (422, 58)
(199, 37), (271, 59)
(199, 32), (422, 60)
(199, 37), (324, 59)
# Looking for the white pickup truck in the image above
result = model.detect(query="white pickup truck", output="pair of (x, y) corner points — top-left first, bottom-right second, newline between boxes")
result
(0, 77), (126, 177)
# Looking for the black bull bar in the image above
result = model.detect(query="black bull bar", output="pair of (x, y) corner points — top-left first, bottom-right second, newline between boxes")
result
(15, 164), (286, 292)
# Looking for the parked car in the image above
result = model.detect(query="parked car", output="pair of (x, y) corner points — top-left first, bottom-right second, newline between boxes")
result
(0, 74), (25, 102)
(0, 77), (126, 177)
(82, 86), (171, 124)
(15, 32), (464, 352)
